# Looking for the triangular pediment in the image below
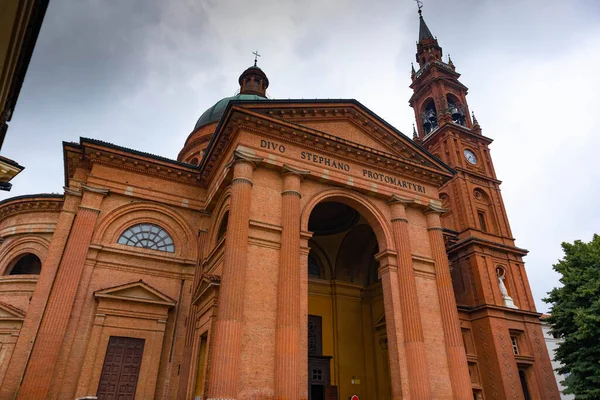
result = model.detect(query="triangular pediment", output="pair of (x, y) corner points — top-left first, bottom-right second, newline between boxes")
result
(0, 301), (25, 321)
(247, 101), (443, 165)
(192, 273), (221, 305)
(95, 280), (176, 307)
(200, 99), (454, 186)
(374, 313), (386, 329)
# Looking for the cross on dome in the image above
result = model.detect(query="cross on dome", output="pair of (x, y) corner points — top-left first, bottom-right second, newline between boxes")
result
(252, 50), (261, 66)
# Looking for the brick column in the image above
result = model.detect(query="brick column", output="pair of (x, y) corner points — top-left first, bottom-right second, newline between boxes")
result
(275, 165), (309, 400)
(206, 151), (261, 400)
(376, 250), (409, 400)
(425, 207), (472, 399)
(389, 195), (432, 399)
(17, 185), (108, 400)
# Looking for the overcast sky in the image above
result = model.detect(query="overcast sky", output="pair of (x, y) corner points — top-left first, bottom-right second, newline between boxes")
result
(2, 0), (599, 312)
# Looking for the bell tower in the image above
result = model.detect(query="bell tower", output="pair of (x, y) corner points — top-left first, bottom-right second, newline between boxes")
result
(408, 6), (561, 400)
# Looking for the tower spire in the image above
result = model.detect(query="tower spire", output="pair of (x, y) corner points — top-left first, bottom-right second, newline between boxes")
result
(414, 1), (442, 68)
(416, 1), (434, 41)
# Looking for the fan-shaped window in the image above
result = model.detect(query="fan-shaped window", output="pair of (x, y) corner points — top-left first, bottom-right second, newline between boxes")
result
(5, 253), (42, 275)
(117, 223), (175, 253)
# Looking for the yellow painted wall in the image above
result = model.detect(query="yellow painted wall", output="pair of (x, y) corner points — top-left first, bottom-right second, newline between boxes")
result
(308, 280), (390, 400)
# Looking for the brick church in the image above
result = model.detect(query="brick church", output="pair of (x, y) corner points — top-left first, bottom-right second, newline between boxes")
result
(0, 8), (559, 400)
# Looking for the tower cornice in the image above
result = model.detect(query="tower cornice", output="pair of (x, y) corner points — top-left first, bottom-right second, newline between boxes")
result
(421, 123), (492, 146)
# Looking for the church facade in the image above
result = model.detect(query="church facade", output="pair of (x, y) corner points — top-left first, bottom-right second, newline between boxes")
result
(0, 12), (559, 400)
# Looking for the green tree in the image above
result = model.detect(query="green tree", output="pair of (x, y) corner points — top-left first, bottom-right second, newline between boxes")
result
(544, 234), (600, 399)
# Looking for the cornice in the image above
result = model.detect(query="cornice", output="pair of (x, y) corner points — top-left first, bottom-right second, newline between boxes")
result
(86, 147), (202, 185)
(421, 122), (493, 146)
(64, 140), (202, 187)
(410, 76), (469, 105)
(447, 235), (528, 256)
(0, 196), (63, 220)
(458, 303), (543, 319)
(454, 168), (502, 186)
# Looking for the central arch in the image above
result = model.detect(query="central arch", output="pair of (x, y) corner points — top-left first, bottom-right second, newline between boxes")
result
(301, 189), (394, 400)
(300, 188), (393, 253)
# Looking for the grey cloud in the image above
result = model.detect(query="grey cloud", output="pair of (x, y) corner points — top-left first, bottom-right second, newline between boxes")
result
(3, 0), (600, 313)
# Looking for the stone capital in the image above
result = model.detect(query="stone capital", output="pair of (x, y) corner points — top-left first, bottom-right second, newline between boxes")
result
(226, 148), (263, 170)
(63, 186), (82, 197)
(281, 163), (310, 179)
(81, 184), (110, 196)
(374, 249), (398, 269)
(388, 194), (414, 206)
(424, 203), (449, 215)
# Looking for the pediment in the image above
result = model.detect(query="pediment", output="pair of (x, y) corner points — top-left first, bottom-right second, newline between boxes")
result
(374, 313), (386, 329)
(248, 102), (444, 167)
(95, 280), (176, 307)
(0, 301), (25, 321)
(192, 273), (221, 305)
(200, 99), (454, 186)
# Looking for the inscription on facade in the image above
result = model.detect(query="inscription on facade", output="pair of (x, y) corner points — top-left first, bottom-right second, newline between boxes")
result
(300, 151), (350, 171)
(259, 139), (426, 193)
(362, 169), (426, 193)
(260, 139), (286, 153)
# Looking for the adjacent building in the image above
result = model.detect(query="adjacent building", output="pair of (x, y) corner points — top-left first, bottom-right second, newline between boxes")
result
(540, 314), (574, 400)
(0, 0), (49, 190)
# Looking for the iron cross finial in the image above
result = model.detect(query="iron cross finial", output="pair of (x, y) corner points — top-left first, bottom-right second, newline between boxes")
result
(252, 50), (261, 67)
(415, 0), (423, 15)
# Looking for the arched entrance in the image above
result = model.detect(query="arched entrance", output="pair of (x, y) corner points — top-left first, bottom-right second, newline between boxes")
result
(306, 200), (392, 400)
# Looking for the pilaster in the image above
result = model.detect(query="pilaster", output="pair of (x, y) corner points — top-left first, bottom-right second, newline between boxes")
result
(375, 250), (410, 400)
(0, 190), (81, 399)
(388, 195), (432, 399)
(205, 150), (261, 400)
(425, 207), (472, 399)
(274, 164), (309, 400)
(16, 185), (109, 400)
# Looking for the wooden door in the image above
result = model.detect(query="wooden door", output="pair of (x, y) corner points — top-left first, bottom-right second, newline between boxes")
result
(97, 336), (145, 400)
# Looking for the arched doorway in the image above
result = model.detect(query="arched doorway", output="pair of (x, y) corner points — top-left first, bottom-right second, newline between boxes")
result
(306, 201), (391, 400)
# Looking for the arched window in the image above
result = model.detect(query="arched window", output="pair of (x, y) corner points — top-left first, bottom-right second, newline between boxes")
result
(117, 223), (175, 252)
(5, 253), (42, 275)
(421, 98), (438, 134)
(446, 94), (466, 126)
(308, 254), (322, 278)
(217, 211), (229, 242)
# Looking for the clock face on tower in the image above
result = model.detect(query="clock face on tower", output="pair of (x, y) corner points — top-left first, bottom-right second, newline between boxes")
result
(464, 149), (477, 164)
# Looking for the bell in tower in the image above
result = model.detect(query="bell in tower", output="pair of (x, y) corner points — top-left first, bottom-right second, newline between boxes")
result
(421, 99), (438, 134)
(445, 94), (465, 126)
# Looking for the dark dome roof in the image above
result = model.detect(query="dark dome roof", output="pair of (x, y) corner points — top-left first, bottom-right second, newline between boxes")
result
(194, 93), (267, 130)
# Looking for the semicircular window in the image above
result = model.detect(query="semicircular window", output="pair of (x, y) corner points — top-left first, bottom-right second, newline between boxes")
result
(117, 223), (175, 253)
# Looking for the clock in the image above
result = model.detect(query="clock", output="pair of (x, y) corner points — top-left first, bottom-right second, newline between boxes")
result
(464, 149), (477, 164)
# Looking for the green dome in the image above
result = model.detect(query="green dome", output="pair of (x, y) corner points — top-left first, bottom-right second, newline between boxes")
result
(194, 93), (266, 130)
